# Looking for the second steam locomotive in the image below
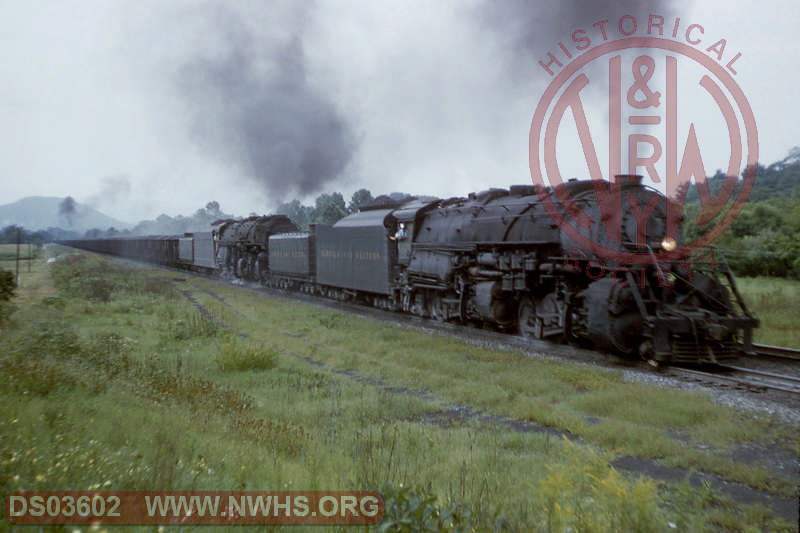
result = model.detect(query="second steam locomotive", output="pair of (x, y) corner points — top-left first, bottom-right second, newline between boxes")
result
(62, 176), (758, 365)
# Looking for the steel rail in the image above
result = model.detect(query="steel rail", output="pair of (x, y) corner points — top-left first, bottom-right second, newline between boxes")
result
(751, 343), (800, 363)
(670, 365), (800, 396)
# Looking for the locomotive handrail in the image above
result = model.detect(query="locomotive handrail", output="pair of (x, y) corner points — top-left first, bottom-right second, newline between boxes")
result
(644, 244), (667, 282)
(501, 202), (538, 242)
(714, 246), (756, 318)
(411, 241), (556, 252)
(411, 243), (477, 252)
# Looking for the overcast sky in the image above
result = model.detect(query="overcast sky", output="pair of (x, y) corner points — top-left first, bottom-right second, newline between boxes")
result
(1, 0), (797, 223)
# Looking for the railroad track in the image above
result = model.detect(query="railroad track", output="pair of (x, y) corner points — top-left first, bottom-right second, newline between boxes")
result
(670, 365), (800, 397)
(751, 343), (800, 363)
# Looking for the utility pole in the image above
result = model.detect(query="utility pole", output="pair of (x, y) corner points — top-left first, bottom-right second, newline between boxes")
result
(28, 240), (32, 272)
(15, 228), (21, 285)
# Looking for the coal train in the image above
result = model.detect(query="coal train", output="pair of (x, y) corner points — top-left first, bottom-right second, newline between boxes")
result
(61, 176), (758, 365)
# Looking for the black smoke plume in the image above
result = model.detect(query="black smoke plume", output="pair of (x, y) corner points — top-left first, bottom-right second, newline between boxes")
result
(58, 196), (76, 227)
(175, 8), (356, 200)
(475, 0), (682, 76)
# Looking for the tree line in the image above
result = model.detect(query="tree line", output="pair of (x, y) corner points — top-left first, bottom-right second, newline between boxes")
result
(3, 152), (800, 279)
(682, 151), (800, 279)
(0, 225), (78, 247)
(0, 190), (382, 242)
(272, 189), (410, 230)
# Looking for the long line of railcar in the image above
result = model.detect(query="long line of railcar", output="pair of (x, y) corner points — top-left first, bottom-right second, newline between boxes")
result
(61, 177), (759, 366)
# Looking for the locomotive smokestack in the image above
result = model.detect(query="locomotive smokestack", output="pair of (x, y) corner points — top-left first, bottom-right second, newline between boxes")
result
(614, 174), (644, 186)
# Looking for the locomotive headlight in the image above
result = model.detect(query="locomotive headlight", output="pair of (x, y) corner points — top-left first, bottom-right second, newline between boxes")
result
(661, 237), (677, 252)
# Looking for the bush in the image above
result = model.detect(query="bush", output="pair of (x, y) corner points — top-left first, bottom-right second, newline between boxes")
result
(0, 268), (15, 301)
(0, 268), (16, 325)
(212, 340), (279, 372)
(376, 482), (477, 532)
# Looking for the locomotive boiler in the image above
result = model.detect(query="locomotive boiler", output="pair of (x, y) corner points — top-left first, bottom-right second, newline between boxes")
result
(390, 175), (757, 364)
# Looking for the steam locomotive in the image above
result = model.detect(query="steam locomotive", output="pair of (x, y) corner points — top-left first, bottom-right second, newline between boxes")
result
(61, 176), (758, 365)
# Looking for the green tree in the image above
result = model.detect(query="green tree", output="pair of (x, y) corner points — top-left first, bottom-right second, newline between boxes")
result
(276, 199), (312, 230)
(0, 225), (24, 244)
(348, 188), (374, 213)
(205, 201), (221, 218)
(312, 193), (347, 225)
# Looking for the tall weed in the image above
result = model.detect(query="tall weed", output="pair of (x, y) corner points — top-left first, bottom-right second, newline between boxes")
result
(534, 438), (662, 533)
(213, 340), (279, 372)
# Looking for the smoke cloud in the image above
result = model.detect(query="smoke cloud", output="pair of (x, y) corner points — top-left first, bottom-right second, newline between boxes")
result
(124, 0), (687, 212)
(173, 5), (357, 201)
(475, 0), (682, 70)
(472, 0), (685, 184)
(87, 174), (132, 207)
(58, 196), (76, 226)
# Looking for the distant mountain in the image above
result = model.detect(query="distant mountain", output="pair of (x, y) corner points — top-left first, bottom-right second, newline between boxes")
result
(0, 196), (131, 232)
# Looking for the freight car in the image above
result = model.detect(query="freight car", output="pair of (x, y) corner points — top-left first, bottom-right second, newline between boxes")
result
(60, 176), (758, 365)
(178, 232), (216, 273)
(60, 235), (180, 267)
(267, 232), (315, 290)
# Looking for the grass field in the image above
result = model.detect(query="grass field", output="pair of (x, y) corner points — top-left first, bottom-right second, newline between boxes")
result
(1, 247), (798, 532)
(0, 242), (40, 262)
(0, 244), (42, 272)
(736, 276), (800, 348)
